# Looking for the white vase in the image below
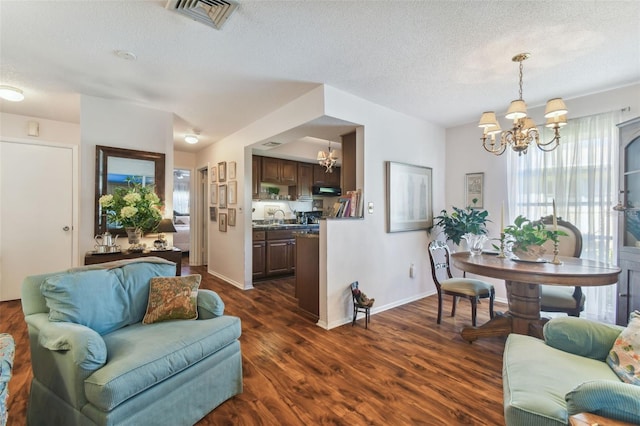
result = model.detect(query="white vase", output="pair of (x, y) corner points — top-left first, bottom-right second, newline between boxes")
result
(513, 245), (546, 261)
(125, 227), (143, 251)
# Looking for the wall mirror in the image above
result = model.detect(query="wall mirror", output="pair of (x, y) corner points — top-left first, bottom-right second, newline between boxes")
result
(95, 145), (166, 236)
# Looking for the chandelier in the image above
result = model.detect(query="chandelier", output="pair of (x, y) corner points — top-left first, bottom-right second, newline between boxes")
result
(478, 53), (568, 156)
(317, 141), (338, 173)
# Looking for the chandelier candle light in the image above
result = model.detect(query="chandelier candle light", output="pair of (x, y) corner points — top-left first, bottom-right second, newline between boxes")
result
(317, 141), (338, 173)
(479, 53), (568, 156)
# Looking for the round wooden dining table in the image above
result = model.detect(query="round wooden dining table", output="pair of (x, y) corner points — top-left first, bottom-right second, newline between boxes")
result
(450, 252), (621, 342)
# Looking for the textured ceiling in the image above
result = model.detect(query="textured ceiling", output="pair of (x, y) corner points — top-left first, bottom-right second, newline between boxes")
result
(1, 0), (639, 152)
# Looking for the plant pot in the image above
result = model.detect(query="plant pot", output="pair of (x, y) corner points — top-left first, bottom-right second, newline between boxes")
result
(125, 227), (144, 252)
(512, 245), (546, 261)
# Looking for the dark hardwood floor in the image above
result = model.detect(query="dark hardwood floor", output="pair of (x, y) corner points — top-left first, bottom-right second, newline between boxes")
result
(1, 259), (508, 425)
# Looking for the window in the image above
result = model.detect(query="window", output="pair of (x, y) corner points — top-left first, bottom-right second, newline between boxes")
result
(507, 111), (620, 322)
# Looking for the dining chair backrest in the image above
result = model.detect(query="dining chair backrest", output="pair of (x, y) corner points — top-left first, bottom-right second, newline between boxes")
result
(428, 240), (453, 287)
(537, 215), (583, 257)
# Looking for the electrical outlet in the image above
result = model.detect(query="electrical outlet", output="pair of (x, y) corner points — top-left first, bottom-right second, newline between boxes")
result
(368, 202), (374, 214)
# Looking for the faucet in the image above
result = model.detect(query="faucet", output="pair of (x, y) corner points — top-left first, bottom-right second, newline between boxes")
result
(273, 209), (286, 224)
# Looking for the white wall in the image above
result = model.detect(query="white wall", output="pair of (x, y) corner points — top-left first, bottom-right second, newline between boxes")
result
(199, 85), (446, 329)
(0, 112), (80, 144)
(80, 95), (174, 258)
(444, 83), (640, 302)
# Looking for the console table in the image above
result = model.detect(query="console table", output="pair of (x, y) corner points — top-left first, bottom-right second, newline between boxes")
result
(84, 248), (182, 276)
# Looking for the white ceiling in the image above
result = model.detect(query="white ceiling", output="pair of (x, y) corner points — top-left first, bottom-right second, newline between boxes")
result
(1, 1), (639, 153)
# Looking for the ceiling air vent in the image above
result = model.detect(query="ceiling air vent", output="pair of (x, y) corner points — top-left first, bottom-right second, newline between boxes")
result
(166, 0), (238, 30)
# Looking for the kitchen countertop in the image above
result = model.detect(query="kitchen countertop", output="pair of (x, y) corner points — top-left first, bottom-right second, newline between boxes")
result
(252, 223), (320, 231)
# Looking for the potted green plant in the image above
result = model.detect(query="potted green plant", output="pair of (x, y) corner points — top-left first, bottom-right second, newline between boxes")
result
(434, 199), (489, 251)
(504, 215), (566, 261)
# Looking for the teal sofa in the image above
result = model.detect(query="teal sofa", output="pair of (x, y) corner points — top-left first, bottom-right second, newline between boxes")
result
(21, 258), (242, 426)
(503, 317), (640, 425)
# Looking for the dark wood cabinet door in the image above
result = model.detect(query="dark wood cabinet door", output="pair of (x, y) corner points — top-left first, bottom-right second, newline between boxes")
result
(252, 156), (261, 199)
(297, 163), (313, 199)
(266, 240), (291, 275)
(253, 241), (266, 279)
(261, 157), (281, 183)
(313, 164), (340, 186)
(280, 160), (298, 185)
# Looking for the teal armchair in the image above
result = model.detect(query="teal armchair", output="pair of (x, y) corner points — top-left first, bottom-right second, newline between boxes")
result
(21, 258), (242, 426)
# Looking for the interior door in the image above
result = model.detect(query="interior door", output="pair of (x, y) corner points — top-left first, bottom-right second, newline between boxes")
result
(0, 141), (74, 301)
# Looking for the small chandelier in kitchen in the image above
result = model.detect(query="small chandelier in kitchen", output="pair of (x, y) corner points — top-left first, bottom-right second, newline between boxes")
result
(317, 141), (338, 173)
(478, 53), (568, 156)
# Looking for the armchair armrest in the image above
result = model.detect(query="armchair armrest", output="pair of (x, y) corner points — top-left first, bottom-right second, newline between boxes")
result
(26, 313), (106, 371)
(197, 289), (225, 319)
(543, 317), (623, 361)
(566, 380), (640, 424)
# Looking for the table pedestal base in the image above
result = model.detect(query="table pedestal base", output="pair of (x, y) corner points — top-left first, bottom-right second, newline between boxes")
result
(461, 280), (544, 343)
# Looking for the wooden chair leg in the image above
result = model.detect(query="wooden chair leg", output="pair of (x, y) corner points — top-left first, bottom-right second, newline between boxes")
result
(437, 294), (443, 324)
(352, 304), (357, 326)
(471, 298), (478, 327)
(489, 290), (495, 319)
(451, 296), (457, 318)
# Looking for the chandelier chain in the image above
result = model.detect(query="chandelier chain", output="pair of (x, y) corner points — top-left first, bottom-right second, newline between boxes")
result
(518, 60), (524, 100)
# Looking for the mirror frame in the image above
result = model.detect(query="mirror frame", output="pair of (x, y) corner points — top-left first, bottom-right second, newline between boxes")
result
(95, 145), (166, 237)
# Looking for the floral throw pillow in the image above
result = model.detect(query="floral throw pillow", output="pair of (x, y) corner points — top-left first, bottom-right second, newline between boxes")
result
(606, 310), (640, 385)
(142, 275), (201, 324)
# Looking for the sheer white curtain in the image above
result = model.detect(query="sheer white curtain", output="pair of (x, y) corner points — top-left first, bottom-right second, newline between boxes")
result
(173, 180), (190, 215)
(507, 111), (620, 323)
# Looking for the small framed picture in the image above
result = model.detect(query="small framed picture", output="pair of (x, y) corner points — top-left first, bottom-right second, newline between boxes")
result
(228, 181), (237, 205)
(210, 165), (217, 183)
(219, 213), (227, 232)
(228, 208), (236, 226)
(210, 184), (218, 205)
(218, 184), (227, 208)
(209, 206), (217, 222)
(228, 161), (236, 180)
(465, 172), (484, 208)
(218, 161), (227, 182)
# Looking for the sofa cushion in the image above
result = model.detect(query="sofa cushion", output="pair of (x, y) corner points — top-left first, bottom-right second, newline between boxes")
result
(565, 380), (640, 424)
(41, 261), (176, 335)
(544, 316), (623, 361)
(142, 275), (201, 324)
(84, 315), (241, 411)
(607, 311), (640, 385)
(503, 333), (620, 426)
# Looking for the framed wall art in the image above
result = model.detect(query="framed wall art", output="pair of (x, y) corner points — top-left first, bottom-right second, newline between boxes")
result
(218, 161), (226, 182)
(228, 181), (237, 204)
(228, 208), (236, 226)
(209, 206), (217, 222)
(386, 161), (433, 233)
(210, 184), (218, 205)
(465, 172), (484, 208)
(218, 184), (227, 208)
(210, 165), (217, 183)
(228, 161), (236, 180)
(219, 213), (227, 232)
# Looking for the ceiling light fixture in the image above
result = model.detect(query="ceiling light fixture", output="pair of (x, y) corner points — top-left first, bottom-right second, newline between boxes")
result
(0, 85), (25, 102)
(317, 141), (338, 173)
(478, 53), (568, 156)
(185, 129), (200, 144)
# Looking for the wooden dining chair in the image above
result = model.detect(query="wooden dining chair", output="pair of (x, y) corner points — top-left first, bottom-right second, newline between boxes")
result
(428, 240), (495, 327)
(537, 215), (585, 317)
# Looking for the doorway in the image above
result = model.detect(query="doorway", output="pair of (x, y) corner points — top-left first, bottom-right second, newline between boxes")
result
(0, 140), (77, 300)
(173, 168), (191, 254)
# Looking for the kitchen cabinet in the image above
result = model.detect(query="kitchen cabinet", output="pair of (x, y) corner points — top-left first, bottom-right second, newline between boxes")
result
(261, 157), (297, 185)
(616, 117), (640, 325)
(313, 164), (340, 186)
(252, 231), (266, 279)
(266, 229), (296, 276)
(252, 156), (261, 199)
(297, 163), (313, 199)
(295, 233), (319, 318)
